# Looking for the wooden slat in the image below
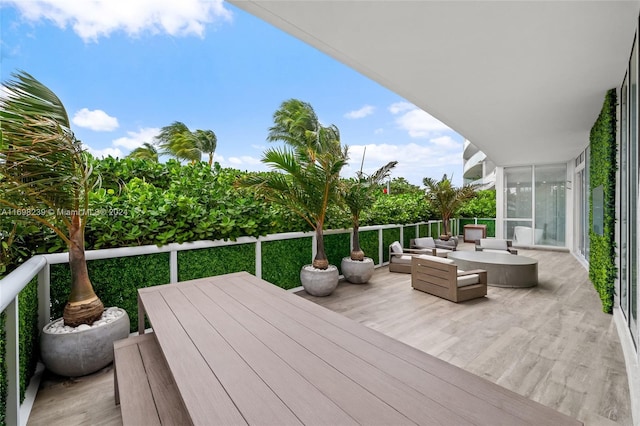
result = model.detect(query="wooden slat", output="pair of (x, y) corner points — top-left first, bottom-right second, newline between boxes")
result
(138, 290), (246, 426)
(183, 280), (422, 425)
(213, 275), (481, 425)
(157, 286), (306, 426)
(113, 337), (161, 426)
(136, 335), (191, 426)
(234, 272), (582, 425)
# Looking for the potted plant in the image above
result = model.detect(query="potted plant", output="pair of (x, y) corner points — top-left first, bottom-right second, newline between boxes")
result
(341, 153), (397, 283)
(0, 71), (129, 377)
(423, 174), (478, 240)
(238, 99), (348, 296)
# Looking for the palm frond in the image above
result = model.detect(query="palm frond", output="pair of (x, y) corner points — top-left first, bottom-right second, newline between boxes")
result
(0, 71), (96, 241)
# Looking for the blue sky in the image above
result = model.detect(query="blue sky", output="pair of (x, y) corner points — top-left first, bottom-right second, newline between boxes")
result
(1, 0), (465, 186)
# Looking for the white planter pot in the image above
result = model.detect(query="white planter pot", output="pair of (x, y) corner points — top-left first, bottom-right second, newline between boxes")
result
(341, 257), (374, 284)
(300, 264), (339, 296)
(40, 307), (130, 377)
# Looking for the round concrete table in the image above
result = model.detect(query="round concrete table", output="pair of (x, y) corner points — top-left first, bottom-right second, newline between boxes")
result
(448, 251), (538, 288)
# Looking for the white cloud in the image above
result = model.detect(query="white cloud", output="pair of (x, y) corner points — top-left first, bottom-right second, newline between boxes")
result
(374, 128), (384, 135)
(388, 102), (414, 115)
(227, 156), (262, 166)
(72, 108), (119, 131)
(7, 0), (232, 42)
(84, 144), (123, 159)
(388, 102), (451, 138)
(344, 105), (375, 119)
(343, 143), (463, 187)
(112, 127), (159, 150)
(430, 135), (461, 149)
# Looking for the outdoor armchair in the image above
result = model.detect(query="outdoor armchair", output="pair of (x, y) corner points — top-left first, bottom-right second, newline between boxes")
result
(388, 241), (432, 273)
(411, 256), (487, 303)
(409, 237), (453, 257)
(475, 238), (518, 255)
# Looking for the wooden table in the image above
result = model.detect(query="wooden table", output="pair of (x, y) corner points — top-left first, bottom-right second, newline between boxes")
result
(138, 271), (580, 425)
(449, 251), (539, 288)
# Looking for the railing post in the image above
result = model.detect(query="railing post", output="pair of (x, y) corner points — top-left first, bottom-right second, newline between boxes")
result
(6, 297), (21, 426)
(169, 250), (178, 283)
(38, 263), (50, 330)
(378, 228), (384, 265)
(311, 233), (317, 264)
(255, 240), (262, 279)
(399, 226), (404, 247)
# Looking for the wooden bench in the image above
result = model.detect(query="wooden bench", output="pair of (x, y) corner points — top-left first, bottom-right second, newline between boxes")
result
(113, 333), (191, 425)
(412, 255), (487, 302)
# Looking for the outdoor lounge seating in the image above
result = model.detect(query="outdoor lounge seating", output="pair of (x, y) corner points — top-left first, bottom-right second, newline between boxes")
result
(411, 256), (487, 302)
(475, 238), (518, 255)
(388, 241), (434, 273)
(410, 237), (455, 256)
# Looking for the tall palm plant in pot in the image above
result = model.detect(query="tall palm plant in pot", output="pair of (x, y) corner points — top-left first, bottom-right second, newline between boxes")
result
(238, 99), (348, 296)
(0, 71), (129, 377)
(423, 174), (478, 239)
(341, 154), (397, 283)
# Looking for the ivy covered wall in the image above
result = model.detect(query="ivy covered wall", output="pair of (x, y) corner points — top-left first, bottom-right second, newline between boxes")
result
(589, 89), (618, 313)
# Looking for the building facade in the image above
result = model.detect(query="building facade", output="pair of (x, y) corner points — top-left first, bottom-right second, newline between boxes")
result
(463, 140), (496, 190)
(229, 1), (640, 422)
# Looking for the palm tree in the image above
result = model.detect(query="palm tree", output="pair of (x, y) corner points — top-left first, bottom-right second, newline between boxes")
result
(127, 142), (158, 162)
(0, 71), (104, 327)
(155, 122), (218, 166)
(193, 129), (217, 166)
(155, 121), (201, 163)
(343, 154), (397, 260)
(423, 174), (478, 237)
(238, 99), (348, 269)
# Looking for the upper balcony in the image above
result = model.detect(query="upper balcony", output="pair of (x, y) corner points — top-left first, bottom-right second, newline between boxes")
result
(463, 139), (480, 160)
(463, 150), (487, 178)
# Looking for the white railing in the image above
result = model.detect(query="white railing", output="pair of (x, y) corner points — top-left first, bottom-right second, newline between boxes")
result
(2, 220), (455, 425)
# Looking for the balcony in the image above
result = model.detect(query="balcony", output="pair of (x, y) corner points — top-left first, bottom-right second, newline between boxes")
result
(22, 242), (632, 425)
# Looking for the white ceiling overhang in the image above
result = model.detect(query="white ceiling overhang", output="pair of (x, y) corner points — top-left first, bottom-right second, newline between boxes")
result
(228, 0), (639, 166)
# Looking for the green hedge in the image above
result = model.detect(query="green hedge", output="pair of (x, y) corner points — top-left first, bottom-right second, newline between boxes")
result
(19, 278), (38, 402)
(382, 228), (401, 262)
(429, 222), (439, 237)
(476, 219), (496, 237)
(51, 253), (170, 333)
(0, 312), (5, 426)
(0, 278), (39, 426)
(359, 230), (379, 264)
(324, 233), (351, 275)
(178, 244), (256, 282)
(261, 237), (312, 289)
(403, 225), (416, 248)
(589, 89), (617, 313)
(418, 224), (429, 237)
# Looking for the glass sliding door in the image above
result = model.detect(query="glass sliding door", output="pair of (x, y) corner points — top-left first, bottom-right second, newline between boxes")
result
(503, 164), (567, 247)
(504, 166), (533, 244)
(535, 165), (566, 246)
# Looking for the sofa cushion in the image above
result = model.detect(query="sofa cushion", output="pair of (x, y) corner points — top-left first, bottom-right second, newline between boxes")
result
(434, 248), (451, 258)
(420, 255), (455, 265)
(390, 241), (403, 254)
(480, 239), (508, 250)
(391, 254), (413, 264)
(482, 248), (510, 254)
(457, 274), (480, 287)
(413, 237), (436, 248)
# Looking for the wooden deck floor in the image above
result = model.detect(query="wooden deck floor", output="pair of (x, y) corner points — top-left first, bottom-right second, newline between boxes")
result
(299, 246), (632, 425)
(27, 245), (632, 425)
